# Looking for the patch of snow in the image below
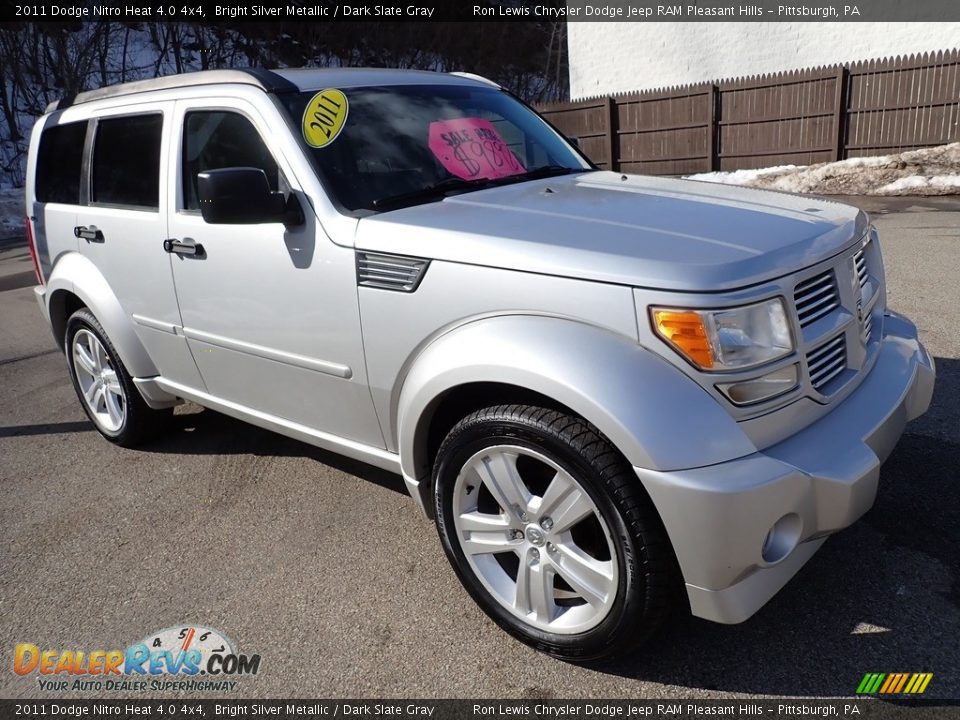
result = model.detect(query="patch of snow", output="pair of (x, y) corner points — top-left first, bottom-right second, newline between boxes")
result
(877, 175), (960, 194)
(684, 143), (960, 196)
(850, 622), (891, 635)
(831, 155), (894, 169)
(686, 165), (799, 185)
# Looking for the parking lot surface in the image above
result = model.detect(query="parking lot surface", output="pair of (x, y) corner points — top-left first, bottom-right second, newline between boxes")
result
(1, 197), (958, 699)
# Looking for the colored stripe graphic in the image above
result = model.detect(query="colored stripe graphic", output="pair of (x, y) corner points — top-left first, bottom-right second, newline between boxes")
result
(881, 674), (902, 693)
(857, 673), (886, 695)
(894, 674), (909, 693)
(858, 672), (933, 694)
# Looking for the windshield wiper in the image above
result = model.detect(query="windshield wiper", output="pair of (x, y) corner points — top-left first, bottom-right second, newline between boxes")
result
(371, 166), (587, 211)
(509, 165), (584, 182)
(372, 178), (494, 210)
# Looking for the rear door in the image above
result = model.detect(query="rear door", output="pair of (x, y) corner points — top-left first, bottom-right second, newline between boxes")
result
(28, 118), (86, 281)
(74, 103), (203, 388)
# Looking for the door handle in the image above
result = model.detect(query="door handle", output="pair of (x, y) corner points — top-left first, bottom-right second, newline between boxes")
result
(74, 225), (104, 242)
(163, 238), (205, 257)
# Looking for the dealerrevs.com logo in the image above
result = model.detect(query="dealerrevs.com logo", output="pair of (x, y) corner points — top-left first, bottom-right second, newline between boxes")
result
(13, 625), (260, 692)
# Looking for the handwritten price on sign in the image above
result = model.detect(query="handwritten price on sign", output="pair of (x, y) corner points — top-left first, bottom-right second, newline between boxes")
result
(428, 118), (525, 180)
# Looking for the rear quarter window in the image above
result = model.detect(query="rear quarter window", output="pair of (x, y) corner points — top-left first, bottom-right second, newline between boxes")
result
(91, 114), (163, 209)
(35, 121), (87, 204)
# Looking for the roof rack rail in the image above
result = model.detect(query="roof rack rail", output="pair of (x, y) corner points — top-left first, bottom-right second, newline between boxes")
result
(47, 68), (299, 113)
(449, 72), (501, 89)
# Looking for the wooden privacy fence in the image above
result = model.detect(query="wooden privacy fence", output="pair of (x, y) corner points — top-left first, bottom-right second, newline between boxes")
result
(537, 49), (960, 175)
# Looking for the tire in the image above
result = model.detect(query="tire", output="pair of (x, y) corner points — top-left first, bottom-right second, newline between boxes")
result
(433, 404), (679, 662)
(65, 307), (171, 448)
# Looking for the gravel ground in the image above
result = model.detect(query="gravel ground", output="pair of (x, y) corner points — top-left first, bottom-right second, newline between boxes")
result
(0, 197), (957, 700)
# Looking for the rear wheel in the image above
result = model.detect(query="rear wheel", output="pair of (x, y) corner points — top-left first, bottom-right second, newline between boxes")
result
(433, 404), (678, 661)
(65, 308), (171, 447)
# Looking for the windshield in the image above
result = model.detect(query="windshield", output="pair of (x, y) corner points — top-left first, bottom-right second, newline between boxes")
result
(280, 84), (591, 214)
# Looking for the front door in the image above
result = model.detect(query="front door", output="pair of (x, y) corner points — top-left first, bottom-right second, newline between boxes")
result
(165, 97), (383, 447)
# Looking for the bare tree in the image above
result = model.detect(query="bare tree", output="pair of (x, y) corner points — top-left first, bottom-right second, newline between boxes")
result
(0, 20), (569, 187)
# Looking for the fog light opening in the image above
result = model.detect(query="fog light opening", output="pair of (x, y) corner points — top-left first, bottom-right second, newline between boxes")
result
(716, 363), (799, 406)
(761, 513), (802, 564)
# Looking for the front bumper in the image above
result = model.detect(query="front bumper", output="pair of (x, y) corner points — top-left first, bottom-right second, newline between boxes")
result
(635, 311), (935, 624)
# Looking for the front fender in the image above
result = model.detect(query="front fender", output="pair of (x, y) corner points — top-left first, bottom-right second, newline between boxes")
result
(398, 315), (756, 492)
(45, 252), (159, 378)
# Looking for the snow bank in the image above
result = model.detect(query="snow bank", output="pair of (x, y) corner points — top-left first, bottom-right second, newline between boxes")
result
(877, 175), (960, 194)
(686, 143), (960, 196)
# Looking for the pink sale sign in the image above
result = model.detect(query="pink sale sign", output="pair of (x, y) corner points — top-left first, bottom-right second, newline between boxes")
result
(428, 118), (526, 180)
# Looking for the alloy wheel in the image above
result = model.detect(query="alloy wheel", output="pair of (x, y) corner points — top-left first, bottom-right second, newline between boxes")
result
(452, 445), (618, 634)
(72, 328), (126, 433)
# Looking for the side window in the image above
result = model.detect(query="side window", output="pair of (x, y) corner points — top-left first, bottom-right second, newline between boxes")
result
(91, 114), (163, 209)
(36, 121), (87, 204)
(182, 111), (279, 211)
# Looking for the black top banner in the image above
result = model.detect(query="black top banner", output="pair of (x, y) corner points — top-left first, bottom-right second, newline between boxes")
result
(3, 0), (960, 22)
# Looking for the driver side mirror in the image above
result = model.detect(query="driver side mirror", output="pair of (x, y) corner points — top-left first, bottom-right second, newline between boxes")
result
(198, 167), (303, 226)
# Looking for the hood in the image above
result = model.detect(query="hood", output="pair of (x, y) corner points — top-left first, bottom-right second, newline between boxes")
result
(354, 171), (869, 291)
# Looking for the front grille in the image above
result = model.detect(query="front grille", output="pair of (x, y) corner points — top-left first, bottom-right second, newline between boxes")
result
(854, 244), (868, 289)
(794, 270), (839, 327)
(807, 334), (847, 390)
(356, 252), (430, 292)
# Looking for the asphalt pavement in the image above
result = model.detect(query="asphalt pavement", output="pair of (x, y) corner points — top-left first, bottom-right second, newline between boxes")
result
(1, 197), (958, 700)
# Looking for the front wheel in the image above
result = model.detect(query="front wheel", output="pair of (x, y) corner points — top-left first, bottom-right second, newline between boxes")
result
(433, 405), (679, 661)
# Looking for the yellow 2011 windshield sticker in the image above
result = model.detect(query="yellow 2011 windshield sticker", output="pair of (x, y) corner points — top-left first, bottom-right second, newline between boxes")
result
(302, 89), (349, 148)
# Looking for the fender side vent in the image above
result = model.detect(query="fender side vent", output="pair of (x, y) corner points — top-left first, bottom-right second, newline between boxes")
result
(357, 252), (430, 292)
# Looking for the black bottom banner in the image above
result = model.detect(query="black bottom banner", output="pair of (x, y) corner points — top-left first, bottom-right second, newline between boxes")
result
(2, 699), (958, 720)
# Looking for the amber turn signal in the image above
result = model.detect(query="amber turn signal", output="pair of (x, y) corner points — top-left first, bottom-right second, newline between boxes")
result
(652, 309), (715, 369)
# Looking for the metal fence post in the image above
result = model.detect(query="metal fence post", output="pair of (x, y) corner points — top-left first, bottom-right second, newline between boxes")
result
(708, 83), (718, 171)
(833, 66), (849, 161)
(604, 96), (617, 172)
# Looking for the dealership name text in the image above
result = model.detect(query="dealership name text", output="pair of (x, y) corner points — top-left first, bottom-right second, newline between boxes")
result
(474, 4), (860, 18)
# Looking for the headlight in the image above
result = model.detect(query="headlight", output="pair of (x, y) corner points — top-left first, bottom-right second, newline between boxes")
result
(651, 298), (793, 371)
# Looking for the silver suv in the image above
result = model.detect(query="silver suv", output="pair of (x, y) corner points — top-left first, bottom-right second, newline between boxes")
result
(25, 68), (934, 660)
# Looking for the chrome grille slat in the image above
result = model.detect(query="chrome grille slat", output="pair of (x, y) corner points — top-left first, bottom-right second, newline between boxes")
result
(795, 273), (834, 292)
(862, 311), (873, 343)
(806, 334), (846, 391)
(356, 252), (430, 292)
(794, 269), (839, 328)
(358, 266), (419, 280)
(854, 245), (868, 289)
(807, 337), (844, 362)
(809, 345), (845, 373)
(811, 359), (846, 388)
(798, 292), (839, 319)
(360, 272), (419, 283)
(797, 283), (836, 304)
(359, 259), (420, 271)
